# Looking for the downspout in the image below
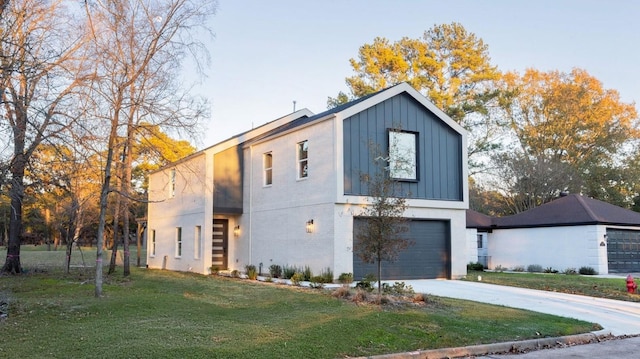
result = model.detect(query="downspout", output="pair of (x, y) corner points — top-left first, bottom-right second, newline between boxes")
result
(249, 145), (253, 266)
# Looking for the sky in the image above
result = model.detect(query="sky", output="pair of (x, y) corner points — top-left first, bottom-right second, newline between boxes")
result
(189, 0), (640, 149)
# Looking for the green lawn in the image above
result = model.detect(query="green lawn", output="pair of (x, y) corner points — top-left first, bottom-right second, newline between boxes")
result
(0, 248), (598, 358)
(465, 270), (640, 302)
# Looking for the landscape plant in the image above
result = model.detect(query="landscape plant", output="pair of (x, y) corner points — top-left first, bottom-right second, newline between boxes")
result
(269, 264), (282, 278)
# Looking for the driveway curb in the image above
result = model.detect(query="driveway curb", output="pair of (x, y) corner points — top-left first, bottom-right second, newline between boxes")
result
(356, 330), (612, 359)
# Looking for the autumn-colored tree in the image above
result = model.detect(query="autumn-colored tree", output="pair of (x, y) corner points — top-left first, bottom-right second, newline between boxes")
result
(330, 23), (503, 172)
(496, 68), (639, 208)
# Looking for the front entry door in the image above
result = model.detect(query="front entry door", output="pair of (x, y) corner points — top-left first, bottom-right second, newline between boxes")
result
(212, 219), (228, 270)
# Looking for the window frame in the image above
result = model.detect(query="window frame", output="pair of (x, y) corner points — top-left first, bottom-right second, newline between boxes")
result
(169, 168), (176, 198)
(388, 129), (418, 181)
(150, 229), (156, 257)
(263, 152), (273, 186)
(175, 227), (182, 258)
(297, 140), (308, 180)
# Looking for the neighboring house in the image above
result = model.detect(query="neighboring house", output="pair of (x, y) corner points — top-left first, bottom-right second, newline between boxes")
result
(147, 83), (469, 280)
(466, 193), (640, 274)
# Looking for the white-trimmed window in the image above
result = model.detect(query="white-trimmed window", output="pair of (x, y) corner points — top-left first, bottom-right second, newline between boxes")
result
(297, 140), (308, 179)
(175, 227), (182, 258)
(389, 130), (417, 180)
(150, 229), (156, 257)
(169, 168), (176, 198)
(194, 225), (201, 259)
(264, 152), (273, 186)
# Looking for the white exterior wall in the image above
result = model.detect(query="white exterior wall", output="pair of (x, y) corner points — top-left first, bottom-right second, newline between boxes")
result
(466, 228), (479, 264)
(147, 154), (210, 273)
(488, 225), (607, 273)
(233, 118), (338, 275)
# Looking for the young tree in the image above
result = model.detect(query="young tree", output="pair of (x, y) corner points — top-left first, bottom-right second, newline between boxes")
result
(354, 142), (411, 295)
(0, 0), (88, 273)
(83, 0), (215, 296)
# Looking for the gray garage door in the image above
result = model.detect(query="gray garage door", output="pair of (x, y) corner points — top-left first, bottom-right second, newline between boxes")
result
(607, 229), (640, 273)
(353, 218), (450, 280)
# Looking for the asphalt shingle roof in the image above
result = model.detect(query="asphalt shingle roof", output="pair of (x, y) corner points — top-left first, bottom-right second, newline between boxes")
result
(468, 194), (640, 229)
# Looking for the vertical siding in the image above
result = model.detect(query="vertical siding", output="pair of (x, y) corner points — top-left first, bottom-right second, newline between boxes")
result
(343, 93), (463, 201)
(213, 145), (243, 213)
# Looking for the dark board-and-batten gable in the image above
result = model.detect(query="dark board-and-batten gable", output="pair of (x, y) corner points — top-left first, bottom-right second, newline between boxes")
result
(343, 91), (463, 201)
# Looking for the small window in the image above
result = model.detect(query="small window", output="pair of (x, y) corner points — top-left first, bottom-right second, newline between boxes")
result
(169, 168), (176, 198)
(477, 234), (483, 249)
(389, 130), (417, 180)
(150, 229), (156, 257)
(297, 140), (308, 179)
(264, 152), (273, 186)
(194, 225), (201, 259)
(175, 227), (182, 257)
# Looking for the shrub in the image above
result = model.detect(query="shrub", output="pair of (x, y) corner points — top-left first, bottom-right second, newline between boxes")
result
(210, 266), (220, 275)
(382, 281), (415, 295)
(230, 269), (240, 278)
(527, 264), (543, 273)
(467, 262), (484, 271)
(282, 265), (297, 279)
(355, 273), (376, 292)
(493, 264), (506, 272)
(413, 293), (428, 303)
(303, 266), (313, 281)
(512, 265), (525, 272)
(319, 267), (334, 283)
(332, 286), (351, 299)
(563, 268), (578, 275)
(338, 272), (353, 285)
(309, 276), (325, 289)
(352, 289), (369, 303)
(290, 272), (304, 286)
(579, 266), (598, 275)
(245, 265), (258, 280)
(269, 264), (282, 278)
(544, 267), (558, 274)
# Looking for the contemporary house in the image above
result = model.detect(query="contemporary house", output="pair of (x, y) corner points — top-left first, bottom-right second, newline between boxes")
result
(147, 83), (469, 280)
(467, 193), (640, 274)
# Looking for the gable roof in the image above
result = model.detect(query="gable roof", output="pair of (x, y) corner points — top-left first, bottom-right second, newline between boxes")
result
(468, 194), (640, 229)
(245, 82), (466, 147)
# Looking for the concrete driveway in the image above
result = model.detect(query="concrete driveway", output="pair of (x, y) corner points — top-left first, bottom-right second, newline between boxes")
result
(382, 279), (640, 358)
(401, 279), (640, 336)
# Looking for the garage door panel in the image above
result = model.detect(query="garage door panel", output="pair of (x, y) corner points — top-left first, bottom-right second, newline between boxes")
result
(353, 218), (450, 280)
(607, 229), (640, 273)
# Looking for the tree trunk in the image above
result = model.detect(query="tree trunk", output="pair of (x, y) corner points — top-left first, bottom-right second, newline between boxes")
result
(2, 154), (26, 274)
(108, 192), (121, 275)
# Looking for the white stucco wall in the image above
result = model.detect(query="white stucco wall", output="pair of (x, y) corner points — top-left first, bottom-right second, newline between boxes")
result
(147, 154), (210, 273)
(488, 225), (608, 273)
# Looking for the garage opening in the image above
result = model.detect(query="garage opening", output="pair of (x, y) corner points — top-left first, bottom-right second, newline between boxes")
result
(607, 229), (640, 273)
(352, 218), (451, 280)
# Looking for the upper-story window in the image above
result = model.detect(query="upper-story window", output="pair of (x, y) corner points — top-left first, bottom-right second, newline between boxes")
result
(169, 168), (176, 197)
(297, 140), (308, 179)
(175, 227), (182, 258)
(389, 130), (417, 181)
(264, 152), (273, 186)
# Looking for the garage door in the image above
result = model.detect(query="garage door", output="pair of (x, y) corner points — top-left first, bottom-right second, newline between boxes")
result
(353, 218), (450, 280)
(607, 229), (640, 273)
